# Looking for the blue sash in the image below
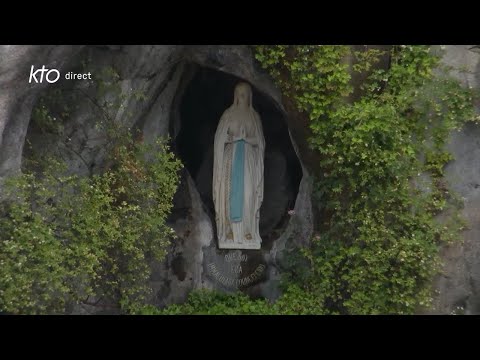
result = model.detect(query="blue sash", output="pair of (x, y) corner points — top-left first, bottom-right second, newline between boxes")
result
(230, 139), (245, 222)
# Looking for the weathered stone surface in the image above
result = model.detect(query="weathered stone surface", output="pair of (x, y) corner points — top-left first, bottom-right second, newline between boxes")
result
(148, 46), (310, 305)
(0, 45), (84, 182)
(184, 45), (284, 110)
(6, 45), (480, 314)
(430, 45), (480, 314)
(0, 45), (311, 311)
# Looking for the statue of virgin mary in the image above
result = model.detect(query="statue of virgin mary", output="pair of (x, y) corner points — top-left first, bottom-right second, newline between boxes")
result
(213, 82), (265, 250)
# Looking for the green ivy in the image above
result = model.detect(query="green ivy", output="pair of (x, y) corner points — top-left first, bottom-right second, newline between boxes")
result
(252, 45), (478, 314)
(136, 285), (336, 315)
(0, 65), (183, 314)
(3, 47), (477, 315)
(151, 45), (477, 316)
(0, 137), (181, 314)
(137, 290), (274, 315)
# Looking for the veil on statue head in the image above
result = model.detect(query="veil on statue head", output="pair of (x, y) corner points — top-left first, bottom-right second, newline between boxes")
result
(233, 82), (253, 109)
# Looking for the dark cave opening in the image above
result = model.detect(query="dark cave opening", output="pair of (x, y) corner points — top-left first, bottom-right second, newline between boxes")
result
(173, 66), (303, 243)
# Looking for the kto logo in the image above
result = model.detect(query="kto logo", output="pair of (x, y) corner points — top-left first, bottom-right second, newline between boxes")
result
(29, 65), (60, 84)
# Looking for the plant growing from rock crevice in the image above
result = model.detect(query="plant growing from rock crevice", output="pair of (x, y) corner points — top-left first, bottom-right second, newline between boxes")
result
(0, 64), (183, 314)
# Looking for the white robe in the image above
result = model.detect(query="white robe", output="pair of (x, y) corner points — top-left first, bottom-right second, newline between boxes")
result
(213, 105), (265, 249)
